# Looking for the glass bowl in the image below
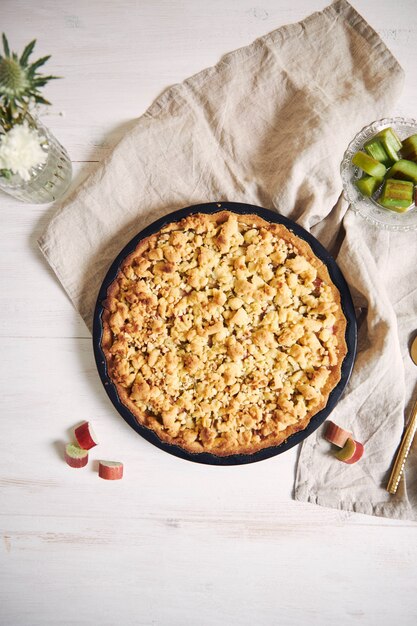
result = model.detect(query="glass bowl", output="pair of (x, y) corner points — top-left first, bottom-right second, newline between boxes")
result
(340, 117), (417, 231)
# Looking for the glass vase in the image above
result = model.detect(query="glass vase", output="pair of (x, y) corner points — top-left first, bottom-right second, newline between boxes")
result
(0, 118), (72, 204)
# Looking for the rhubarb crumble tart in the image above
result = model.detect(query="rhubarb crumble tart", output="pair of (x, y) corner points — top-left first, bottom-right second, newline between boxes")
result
(101, 211), (347, 456)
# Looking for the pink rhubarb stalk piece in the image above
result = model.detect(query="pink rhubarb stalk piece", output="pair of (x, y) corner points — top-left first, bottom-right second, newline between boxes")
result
(98, 461), (123, 480)
(334, 438), (364, 464)
(64, 443), (88, 468)
(74, 421), (98, 450)
(324, 420), (352, 448)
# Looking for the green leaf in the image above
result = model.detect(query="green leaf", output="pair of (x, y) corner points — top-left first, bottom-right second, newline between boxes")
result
(32, 79), (47, 88)
(2, 33), (10, 57)
(32, 75), (60, 87)
(32, 94), (51, 105)
(28, 54), (51, 73)
(20, 39), (36, 66)
(38, 74), (60, 81)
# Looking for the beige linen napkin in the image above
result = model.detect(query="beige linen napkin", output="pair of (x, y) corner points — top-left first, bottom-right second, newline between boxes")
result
(39, 0), (416, 519)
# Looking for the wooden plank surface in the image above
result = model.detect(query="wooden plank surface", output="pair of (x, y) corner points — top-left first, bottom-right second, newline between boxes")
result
(1, 1), (417, 625)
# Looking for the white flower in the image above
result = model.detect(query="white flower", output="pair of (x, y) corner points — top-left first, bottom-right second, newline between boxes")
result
(0, 123), (47, 181)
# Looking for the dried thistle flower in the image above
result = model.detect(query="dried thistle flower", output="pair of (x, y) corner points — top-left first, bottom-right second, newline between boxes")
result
(0, 34), (60, 131)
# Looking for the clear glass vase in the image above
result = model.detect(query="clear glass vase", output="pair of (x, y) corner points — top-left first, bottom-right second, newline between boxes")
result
(0, 118), (72, 203)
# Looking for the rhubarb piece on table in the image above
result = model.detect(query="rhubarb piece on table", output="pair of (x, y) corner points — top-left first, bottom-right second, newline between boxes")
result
(378, 179), (414, 212)
(352, 151), (386, 177)
(324, 420), (352, 448)
(388, 159), (417, 185)
(401, 134), (417, 162)
(335, 438), (364, 464)
(355, 175), (383, 197)
(98, 461), (124, 480)
(65, 443), (88, 468)
(74, 421), (98, 450)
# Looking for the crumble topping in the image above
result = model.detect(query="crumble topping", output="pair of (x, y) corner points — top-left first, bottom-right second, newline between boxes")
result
(103, 212), (346, 454)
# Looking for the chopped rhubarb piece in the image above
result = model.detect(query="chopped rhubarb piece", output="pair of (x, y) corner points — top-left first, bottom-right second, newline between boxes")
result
(401, 134), (417, 162)
(355, 175), (383, 197)
(74, 421), (98, 450)
(374, 127), (402, 162)
(324, 420), (352, 448)
(352, 152), (386, 177)
(364, 138), (390, 166)
(98, 461), (123, 480)
(335, 438), (364, 464)
(375, 126), (402, 151)
(378, 179), (413, 212)
(65, 443), (88, 468)
(312, 277), (323, 296)
(388, 159), (417, 185)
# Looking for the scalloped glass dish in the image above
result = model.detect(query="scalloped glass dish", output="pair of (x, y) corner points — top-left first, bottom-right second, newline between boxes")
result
(341, 117), (417, 231)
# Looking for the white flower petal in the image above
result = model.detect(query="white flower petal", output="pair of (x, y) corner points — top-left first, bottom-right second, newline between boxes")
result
(0, 123), (47, 180)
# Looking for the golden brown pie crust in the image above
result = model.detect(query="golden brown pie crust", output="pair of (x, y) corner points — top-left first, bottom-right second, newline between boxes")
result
(101, 211), (347, 456)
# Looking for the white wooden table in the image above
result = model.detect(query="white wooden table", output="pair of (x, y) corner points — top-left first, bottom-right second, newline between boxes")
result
(2, 1), (417, 624)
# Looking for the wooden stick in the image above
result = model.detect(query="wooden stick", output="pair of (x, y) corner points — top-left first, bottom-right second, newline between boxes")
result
(387, 397), (417, 494)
